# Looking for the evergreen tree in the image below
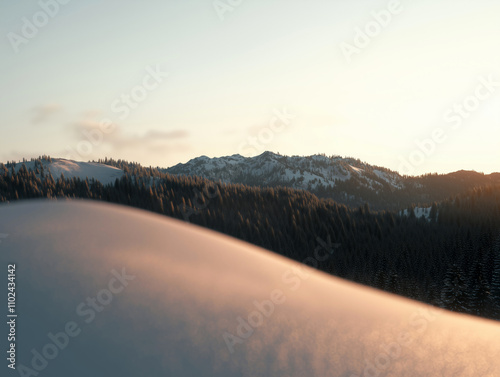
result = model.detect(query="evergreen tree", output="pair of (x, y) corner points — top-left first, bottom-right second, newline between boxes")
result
(468, 261), (491, 317)
(440, 264), (469, 313)
(429, 202), (438, 222)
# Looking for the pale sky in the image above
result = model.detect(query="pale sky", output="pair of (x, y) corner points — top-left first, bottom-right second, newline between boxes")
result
(1, 0), (499, 175)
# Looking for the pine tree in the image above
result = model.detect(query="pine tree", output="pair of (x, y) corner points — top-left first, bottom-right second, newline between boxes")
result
(468, 261), (490, 317)
(440, 264), (469, 313)
(429, 202), (438, 222)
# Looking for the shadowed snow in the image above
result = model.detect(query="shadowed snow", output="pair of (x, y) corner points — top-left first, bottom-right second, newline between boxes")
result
(0, 200), (499, 376)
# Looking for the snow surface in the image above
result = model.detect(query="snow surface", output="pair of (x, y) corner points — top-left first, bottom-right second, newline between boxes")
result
(373, 169), (403, 189)
(0, 200), (499, 376)
(400, 206), (433, 220)
(6, 158), (124, 185)
(349, 164), (363, 174)
(49, 159), (123, 185)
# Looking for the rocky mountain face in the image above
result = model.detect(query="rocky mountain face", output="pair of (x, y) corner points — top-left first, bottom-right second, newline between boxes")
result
(166, 152), (500, 210)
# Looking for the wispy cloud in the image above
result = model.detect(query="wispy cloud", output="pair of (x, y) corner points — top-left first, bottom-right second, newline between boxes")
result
(32, 103), (63, 124)
(70, 117), (190, 154)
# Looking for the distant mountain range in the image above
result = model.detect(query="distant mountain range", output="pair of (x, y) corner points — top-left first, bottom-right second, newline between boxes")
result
(166, 151), (500, 210)
(3, 152), (499, 211)
(167, 151), (402, 190)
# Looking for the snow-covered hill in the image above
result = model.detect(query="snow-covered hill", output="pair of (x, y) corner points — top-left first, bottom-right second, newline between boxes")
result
(4, 158), (124, 185)
(1, 200), (499, 376)
(167, 151), (403, 191)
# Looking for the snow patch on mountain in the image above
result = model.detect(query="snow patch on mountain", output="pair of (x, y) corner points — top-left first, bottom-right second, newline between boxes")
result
(349, 165), (363, 174)
(400, 206), (433, 220)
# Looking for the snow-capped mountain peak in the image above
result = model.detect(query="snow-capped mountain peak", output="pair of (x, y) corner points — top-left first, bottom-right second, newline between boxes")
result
(166, 152), (402, 192)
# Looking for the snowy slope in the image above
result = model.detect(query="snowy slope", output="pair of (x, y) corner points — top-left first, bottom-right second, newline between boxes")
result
(1, 200), (499, 376)
(5, 158), (124, 185)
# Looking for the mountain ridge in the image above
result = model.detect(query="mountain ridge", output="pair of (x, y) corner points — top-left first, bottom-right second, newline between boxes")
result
(165, 151), (500, 210)
(3, 153), (499, 211)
